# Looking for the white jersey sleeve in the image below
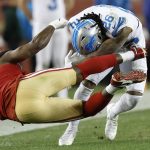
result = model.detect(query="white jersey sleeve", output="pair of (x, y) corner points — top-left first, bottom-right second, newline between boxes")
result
(68, 5), (145, 47)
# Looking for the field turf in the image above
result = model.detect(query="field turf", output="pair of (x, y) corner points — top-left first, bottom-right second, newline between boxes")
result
(0, 109), (150, 150)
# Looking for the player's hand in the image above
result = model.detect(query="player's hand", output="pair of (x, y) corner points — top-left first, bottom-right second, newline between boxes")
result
(65, 50), (85, 67)
(49, 18), (68, 29)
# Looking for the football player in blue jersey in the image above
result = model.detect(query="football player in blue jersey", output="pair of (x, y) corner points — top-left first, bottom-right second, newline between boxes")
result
(59, 5), (147, 145)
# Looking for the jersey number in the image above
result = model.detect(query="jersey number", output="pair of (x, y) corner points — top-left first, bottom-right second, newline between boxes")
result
(103, 15), (114, 30)
(48, 0), (57, 10)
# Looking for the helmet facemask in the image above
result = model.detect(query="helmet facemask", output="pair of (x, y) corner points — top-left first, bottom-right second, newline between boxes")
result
(72, 19), (104, 55)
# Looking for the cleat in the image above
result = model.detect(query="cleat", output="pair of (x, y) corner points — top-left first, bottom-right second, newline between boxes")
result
(58, 122), (78, 146)
(111, 70), (146, 87)
(130, 46), (146, 60)
(105, 103), (118, 140)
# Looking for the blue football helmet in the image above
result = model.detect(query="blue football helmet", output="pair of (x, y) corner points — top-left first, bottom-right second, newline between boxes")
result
(71, 19), (102, 55)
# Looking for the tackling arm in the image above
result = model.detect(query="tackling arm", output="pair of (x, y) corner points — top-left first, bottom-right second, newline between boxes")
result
(87, 27), (132, 57)
(0, 25), (54, 64)
(0, 19), (68, 64)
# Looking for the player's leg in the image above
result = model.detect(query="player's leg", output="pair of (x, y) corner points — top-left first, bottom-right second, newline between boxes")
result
(15, 68), (146, 123)
(15, 88), (115, 123)
(16, 52), (121, 120)
(59, 81), (95, 145)
(15, 68), (78, 122)
(16, 95), (83, 123)
(15, 67), (111, 123)
(71, 70), (146, 118)
(58, 68), (113, 146)
(15, 70), (115, 123)
(105, 25), (147, 140)
(105, 58), (147, 140)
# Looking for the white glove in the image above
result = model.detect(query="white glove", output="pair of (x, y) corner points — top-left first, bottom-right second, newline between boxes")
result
(65, 50), (85, 67)
(49, 18), (68, 29)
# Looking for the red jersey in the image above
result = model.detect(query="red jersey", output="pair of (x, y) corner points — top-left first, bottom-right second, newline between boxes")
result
(0, 64), (24, 120)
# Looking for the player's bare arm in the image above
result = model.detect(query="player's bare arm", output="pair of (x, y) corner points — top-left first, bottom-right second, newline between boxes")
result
(0, 18), (68, 64)
(0, 25), (55, 64)
(87, 27), (132, 57)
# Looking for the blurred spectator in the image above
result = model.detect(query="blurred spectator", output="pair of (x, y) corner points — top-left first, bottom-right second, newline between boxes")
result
(18, 0), (75, 70)
(2, 0), (22, 49)
(94, 0), (132, 10)
(0, 7), (7, 50)
(143, 0), (150, 33)
(17, 1), (34, 72)
(132, 0), (150, 81)
(143, 0), (150, 81)
(0, 8), (5, 35)
(16, 1), (32, 43)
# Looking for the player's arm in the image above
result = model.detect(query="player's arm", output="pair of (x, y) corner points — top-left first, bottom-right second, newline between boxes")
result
(87, 27), (132, 57)
(17, 0), (32, 21)
(0, 19), (68, 64)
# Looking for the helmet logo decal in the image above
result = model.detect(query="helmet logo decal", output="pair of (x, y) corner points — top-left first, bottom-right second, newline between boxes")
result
(71, 19), (102, 54)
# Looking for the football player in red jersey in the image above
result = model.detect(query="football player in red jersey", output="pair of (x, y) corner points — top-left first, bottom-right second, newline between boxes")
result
(0, 18), (146, 124)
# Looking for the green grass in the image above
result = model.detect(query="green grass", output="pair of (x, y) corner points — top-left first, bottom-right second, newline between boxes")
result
(0, 109), (150, 150)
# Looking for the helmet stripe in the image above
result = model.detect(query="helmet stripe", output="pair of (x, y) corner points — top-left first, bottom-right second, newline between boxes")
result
(72, 19), (95, 52)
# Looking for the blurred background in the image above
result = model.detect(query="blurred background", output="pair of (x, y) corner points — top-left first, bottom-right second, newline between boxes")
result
(0, 0), (149, 82)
